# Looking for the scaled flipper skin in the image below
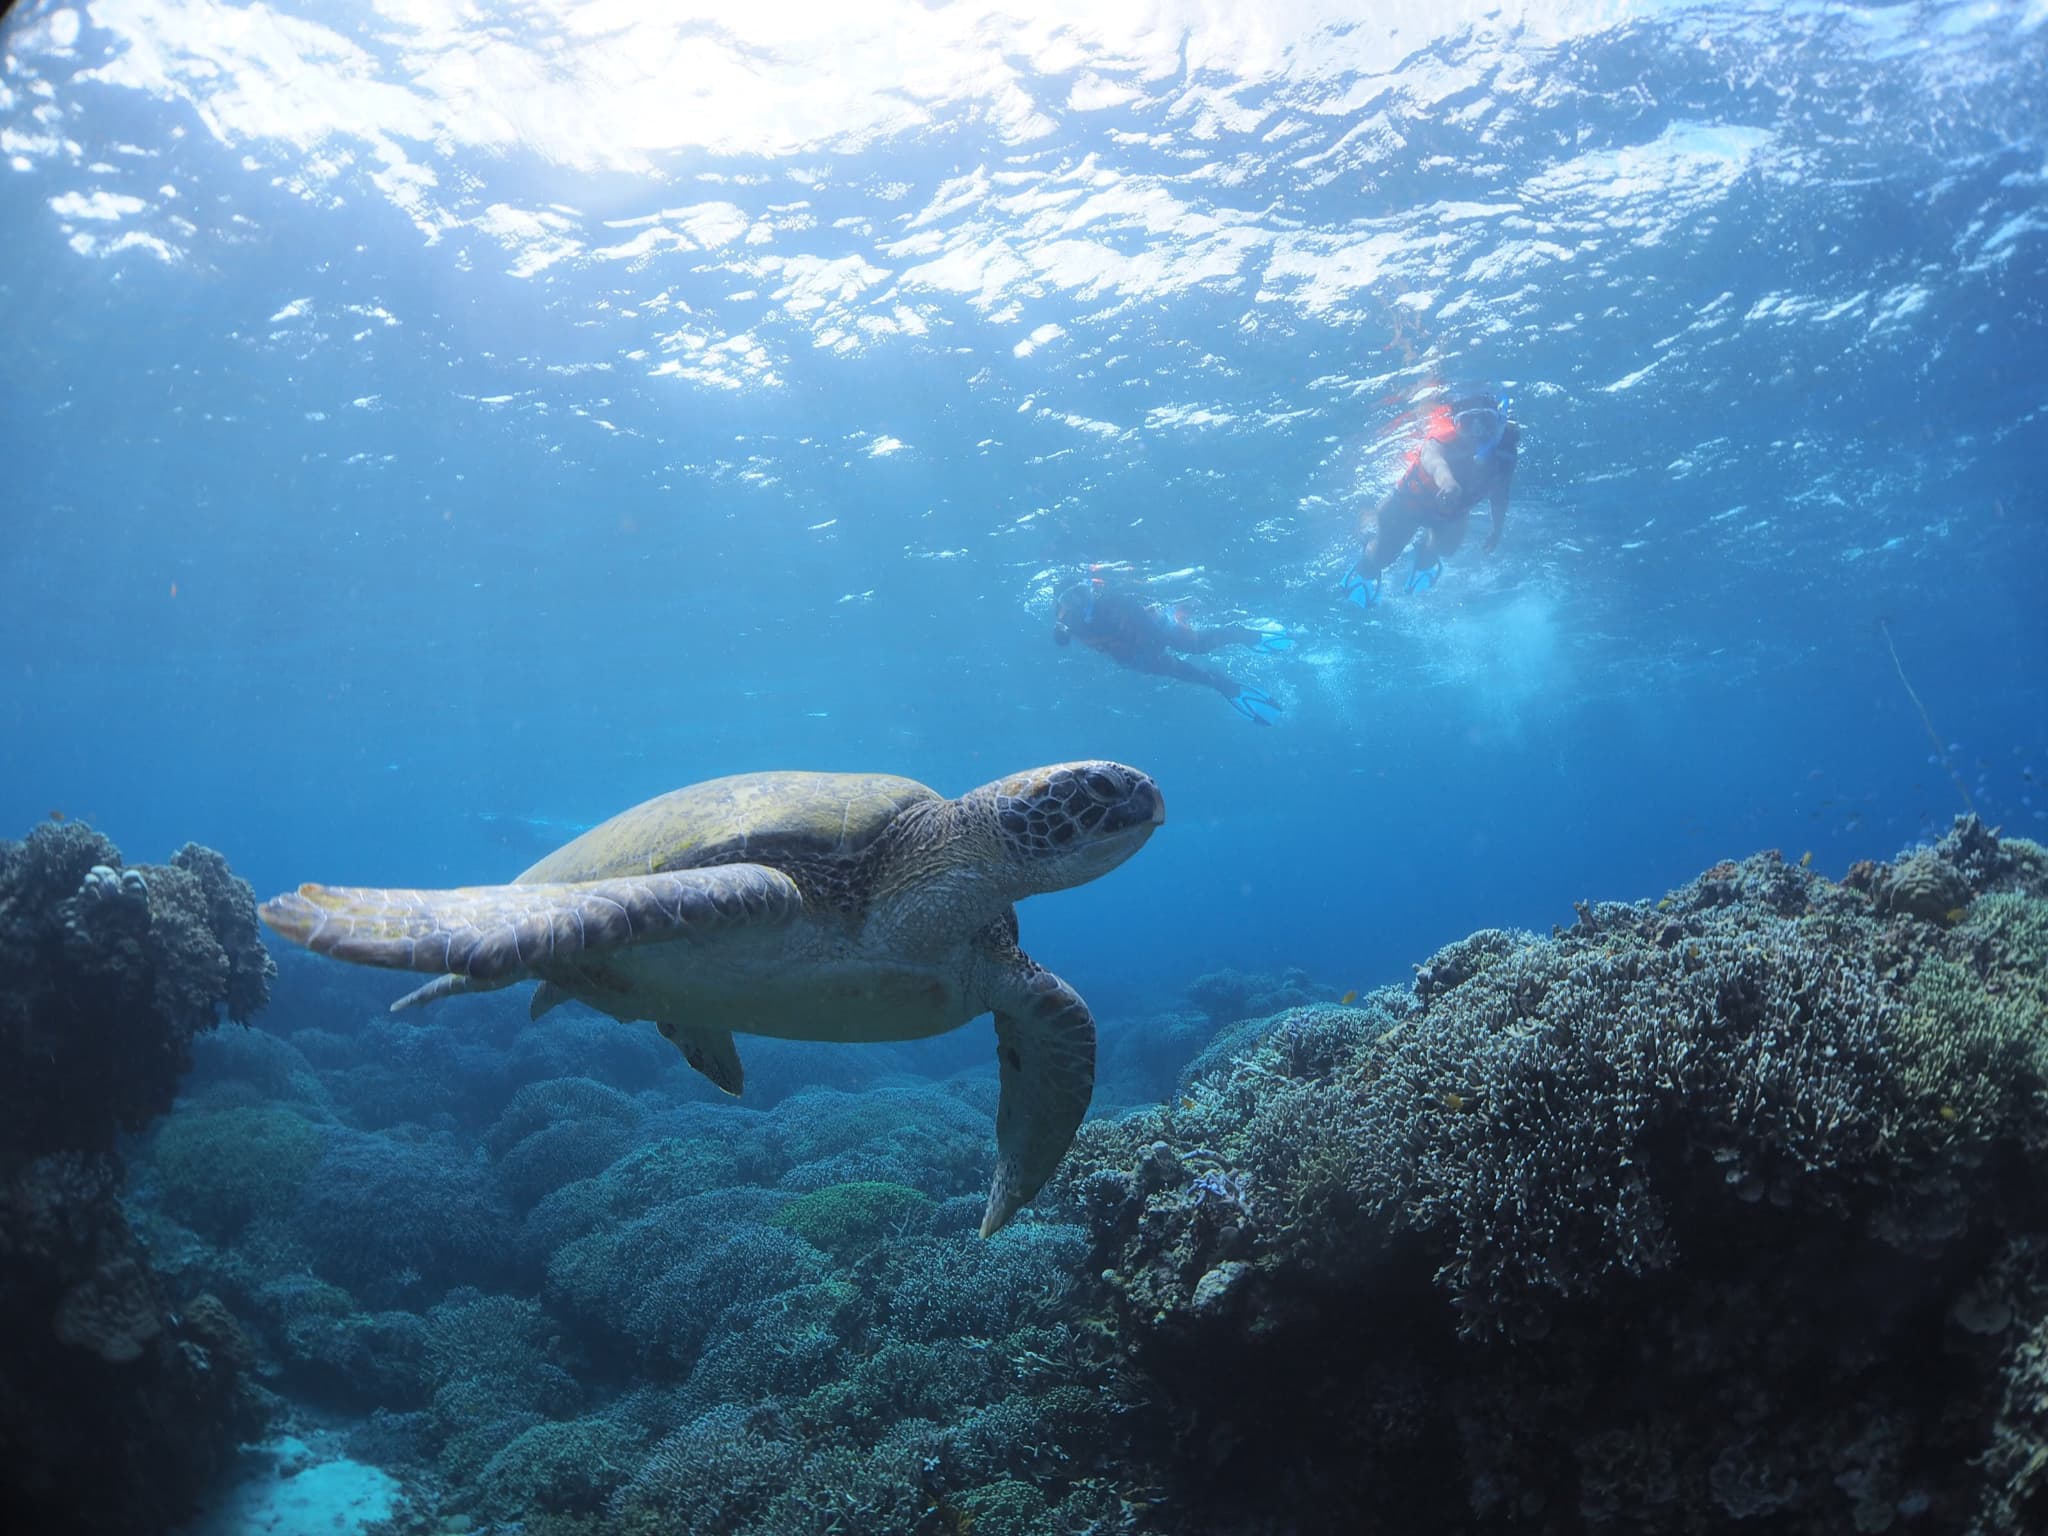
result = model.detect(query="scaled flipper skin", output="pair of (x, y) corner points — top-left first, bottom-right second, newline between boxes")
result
(260, 864), (802, 981)
(983, 966), (1097, 1237)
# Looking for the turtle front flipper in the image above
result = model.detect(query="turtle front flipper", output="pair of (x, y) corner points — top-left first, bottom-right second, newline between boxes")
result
(260, 864), (802, 982)
(981, 962), (1097, 1237)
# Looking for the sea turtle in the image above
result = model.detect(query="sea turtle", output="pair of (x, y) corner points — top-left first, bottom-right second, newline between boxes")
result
(259, 760), (1165, 1235)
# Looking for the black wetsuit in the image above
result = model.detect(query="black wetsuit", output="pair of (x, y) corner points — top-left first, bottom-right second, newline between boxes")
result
(1055, 585), (1254, 698)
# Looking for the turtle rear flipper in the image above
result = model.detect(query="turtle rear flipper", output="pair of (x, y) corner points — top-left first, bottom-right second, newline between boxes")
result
(391, 972), (513, 1012)
(656, 1020), (746, 1095)
(528, 980), (573, 1020)
(982, 964), (1096, 1237)
(259, 864), (802, 981)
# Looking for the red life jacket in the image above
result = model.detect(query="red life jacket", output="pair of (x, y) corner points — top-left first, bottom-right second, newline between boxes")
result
(1396, 404), (1462, 496)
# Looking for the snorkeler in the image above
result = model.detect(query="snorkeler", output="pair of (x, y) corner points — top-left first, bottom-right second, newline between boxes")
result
(1340, 392), (1519, 608)
(1053, 577), (1290, 725)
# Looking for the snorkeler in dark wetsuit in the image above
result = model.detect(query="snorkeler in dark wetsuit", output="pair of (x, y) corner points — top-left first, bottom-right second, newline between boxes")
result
(1340, 392), (1520, 608)
(1053, 579), (1291, 725)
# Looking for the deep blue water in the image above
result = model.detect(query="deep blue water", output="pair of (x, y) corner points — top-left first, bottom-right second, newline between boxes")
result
(2, 0), (2044, 1026)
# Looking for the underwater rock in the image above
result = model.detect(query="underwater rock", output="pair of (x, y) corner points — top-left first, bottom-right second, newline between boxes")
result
(1188, 1260), (1251, 1317)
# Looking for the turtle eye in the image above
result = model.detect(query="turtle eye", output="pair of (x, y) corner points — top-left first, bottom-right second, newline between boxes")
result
(1084, 770), (1120, 800)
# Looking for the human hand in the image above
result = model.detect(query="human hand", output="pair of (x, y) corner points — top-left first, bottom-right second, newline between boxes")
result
(1435, 480), (1462, 507)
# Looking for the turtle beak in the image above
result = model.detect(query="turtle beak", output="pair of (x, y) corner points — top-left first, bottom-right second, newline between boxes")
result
(1095, 773), (1164, 837)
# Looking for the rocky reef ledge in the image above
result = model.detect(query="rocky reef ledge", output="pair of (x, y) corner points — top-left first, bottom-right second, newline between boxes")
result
(1043, 816), (2048, 1535)
(0, 821), (275, 1534)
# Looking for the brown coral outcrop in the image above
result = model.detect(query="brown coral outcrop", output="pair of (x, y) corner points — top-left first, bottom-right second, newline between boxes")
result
(1880, 846), (1971, 921)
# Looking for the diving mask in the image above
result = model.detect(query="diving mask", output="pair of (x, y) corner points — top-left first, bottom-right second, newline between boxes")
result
(1454, 398), (1508, 459)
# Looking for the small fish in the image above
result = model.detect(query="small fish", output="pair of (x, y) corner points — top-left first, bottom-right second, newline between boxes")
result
(1339, 989), (1358, 1006)
(1656, 897), (1672, 911)
(1944, 906), (1967, 924)
(1179, 1096), (1197, 1111)
(1441, 1092), (1467, 1112)
(47, 809), (65, 822)
(1800, 850), (1812, 868)
(1939, 1104), (1959, 1124)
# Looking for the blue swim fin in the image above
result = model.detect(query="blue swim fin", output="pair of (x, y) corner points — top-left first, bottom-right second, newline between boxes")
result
(1255, 625), (1295, 654)
(1339, 568), (1380, 610)
(1229, 686), (1281, 726)
(1404, 558), (1443, 594)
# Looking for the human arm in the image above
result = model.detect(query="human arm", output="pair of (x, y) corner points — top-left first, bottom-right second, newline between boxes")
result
(1418, 437), (1460, 500)
(1482, 430), (1515, 548)
(1482, 426), (1519, 553)
(1484, 482), (1510, 553)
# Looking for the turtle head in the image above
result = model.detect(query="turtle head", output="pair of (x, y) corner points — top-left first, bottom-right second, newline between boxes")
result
(977, 761), (1165, 895)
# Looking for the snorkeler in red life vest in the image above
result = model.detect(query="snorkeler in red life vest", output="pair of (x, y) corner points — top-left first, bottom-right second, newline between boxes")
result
(1339, 392), (1519, 608)
(1052, 577), (1292, 725)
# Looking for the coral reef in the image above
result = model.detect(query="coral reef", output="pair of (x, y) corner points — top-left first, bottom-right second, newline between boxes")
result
(99, 815), (2048, 1536)
(0, 822), (275, 1534)
(769, 1179), (935, 1261)
(1, 825), (274, 1164)
(283, 1307), (435, 1408)
(1034, 817), (2048, 1533)
(1099, 967), (1341, 1107)
(250, 1044), (1129, 1532)
(484, 1076), (645, 1212)
(149, 1102), (328, 1241)
(292, 1126), (518, 1305)
(1185, 965), (1331, 1027)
